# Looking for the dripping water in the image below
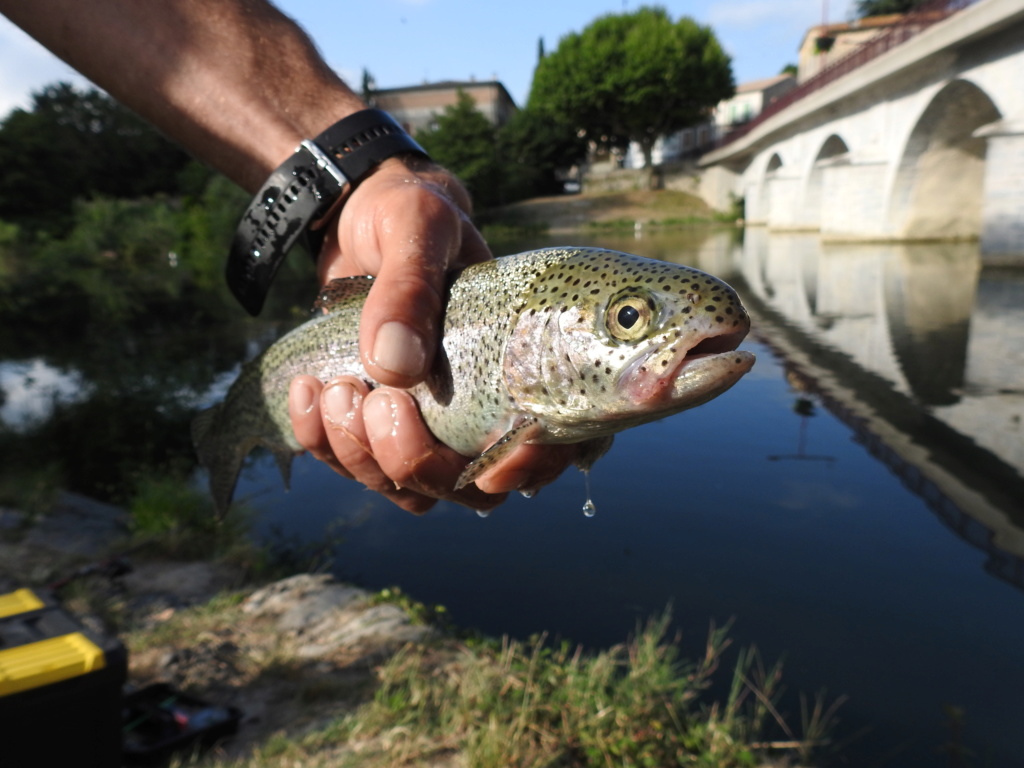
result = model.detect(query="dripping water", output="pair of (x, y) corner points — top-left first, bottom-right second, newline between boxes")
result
(582, 469), (597, 517)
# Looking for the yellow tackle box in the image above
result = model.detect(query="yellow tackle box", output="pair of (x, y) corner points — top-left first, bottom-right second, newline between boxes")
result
(0, 587), (126, 768)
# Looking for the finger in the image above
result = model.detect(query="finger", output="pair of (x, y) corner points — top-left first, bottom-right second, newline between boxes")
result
(289, 376), (346, 472)
(362, 388), (507, 512)
(472, 443), (578, 496)
(355, 185), (461, 387)
(319, 377), (438, 514)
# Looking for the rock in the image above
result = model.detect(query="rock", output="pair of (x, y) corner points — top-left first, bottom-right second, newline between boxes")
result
(0, 507), (25, 531)
(243, 573), (434, 661)
(295, 603), (433, 659)
(21, 491), (129, 558)
(243, 573), (368, 625)
(122, 560), (239, 604)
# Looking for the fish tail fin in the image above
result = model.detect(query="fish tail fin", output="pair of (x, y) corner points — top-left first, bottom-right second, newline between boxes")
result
(192, 403), (249, 517)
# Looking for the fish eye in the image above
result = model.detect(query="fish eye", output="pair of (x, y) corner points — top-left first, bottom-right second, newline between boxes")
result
(606, 295), (653, 341)
(618, 305), (640, 328)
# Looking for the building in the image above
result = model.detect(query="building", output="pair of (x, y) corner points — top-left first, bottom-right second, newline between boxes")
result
(796, 13), (944, 82)
(713, 74), (797, 135)
(369, 80), (518, 137)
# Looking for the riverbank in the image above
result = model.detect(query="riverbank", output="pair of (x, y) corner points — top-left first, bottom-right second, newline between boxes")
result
(1, 489), (834, 767)
(482, 187), (735, 236)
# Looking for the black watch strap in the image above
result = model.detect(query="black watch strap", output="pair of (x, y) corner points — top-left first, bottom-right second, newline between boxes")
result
(226, 109), (428, 315)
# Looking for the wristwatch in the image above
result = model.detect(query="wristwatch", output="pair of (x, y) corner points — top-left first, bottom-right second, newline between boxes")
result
(226, 108), (429, 315)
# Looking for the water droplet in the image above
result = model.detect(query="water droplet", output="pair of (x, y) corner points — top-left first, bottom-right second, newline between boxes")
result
(475, 509), (491, 519)
(519, 489), (535, 499)
(582, 469), (596, 517)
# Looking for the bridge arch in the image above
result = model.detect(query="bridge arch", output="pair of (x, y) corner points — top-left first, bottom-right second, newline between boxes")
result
(761, 153), (782, 224)
(748, 151), (784, 224)
(888, 79), (1001, 240)
(802, 134), (851, 229)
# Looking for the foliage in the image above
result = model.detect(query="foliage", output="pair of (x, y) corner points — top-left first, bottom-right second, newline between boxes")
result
(499, 106), (588, 199)
(0, 82), (196, 236)
(332, 613), (838, 767)
(529, 6), (734, 168)
(855, 0), (932, 16)
(416, 90), (505, 208)
(0, 175), (249, 328)
(368, 585), (450, 629)
(0, 172), (262, 507)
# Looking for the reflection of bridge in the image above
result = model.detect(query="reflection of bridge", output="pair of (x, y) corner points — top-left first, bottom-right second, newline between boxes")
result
(700, 0), (1024, 260)
(698, 229), (1024, 590)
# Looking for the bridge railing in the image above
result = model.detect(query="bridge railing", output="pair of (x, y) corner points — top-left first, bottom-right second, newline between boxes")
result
(712, 0), (979, 150)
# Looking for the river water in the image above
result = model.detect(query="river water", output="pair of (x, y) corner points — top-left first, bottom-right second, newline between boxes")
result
(2, 228), (1022, 765)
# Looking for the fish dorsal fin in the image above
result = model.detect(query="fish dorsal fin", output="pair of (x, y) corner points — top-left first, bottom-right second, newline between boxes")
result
(314, 276), (375, 314)
(455, 416), (544, 490)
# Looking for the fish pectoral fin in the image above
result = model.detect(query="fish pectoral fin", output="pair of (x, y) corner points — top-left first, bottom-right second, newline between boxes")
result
(574, 435), (614, 473)
(455, 417), (544, 490)
(314, 276), (374, 314)
(270, 444), (296, 490)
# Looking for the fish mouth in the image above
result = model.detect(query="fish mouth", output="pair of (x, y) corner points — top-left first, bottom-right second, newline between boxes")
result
(622, 325), (754, 407)
(683, 327), (750, 360)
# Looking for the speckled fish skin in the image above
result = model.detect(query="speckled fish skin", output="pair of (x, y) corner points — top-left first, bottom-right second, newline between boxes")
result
(192, 247), (755, 513)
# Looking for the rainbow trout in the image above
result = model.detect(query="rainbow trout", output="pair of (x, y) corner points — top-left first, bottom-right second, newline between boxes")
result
(193, 247), (755, 512)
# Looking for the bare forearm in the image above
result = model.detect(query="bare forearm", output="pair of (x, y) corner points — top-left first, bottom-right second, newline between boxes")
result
(0, 0), (364, 191)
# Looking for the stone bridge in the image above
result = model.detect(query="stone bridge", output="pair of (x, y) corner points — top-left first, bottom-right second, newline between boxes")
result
(699, 0), (1024, 260)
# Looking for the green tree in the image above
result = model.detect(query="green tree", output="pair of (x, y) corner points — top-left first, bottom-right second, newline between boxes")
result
(498, 107), (587, 199)
(0, 82), (194, 235)
(529, 6), (734, 169)
(855, 0), (931, 16)
(417, 90), (504, 208)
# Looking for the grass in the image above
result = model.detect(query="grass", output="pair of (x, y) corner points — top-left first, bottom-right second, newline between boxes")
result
(125, 471), (286, 577)
(125, 590), (248, 651)
(202, 611), (840, 768)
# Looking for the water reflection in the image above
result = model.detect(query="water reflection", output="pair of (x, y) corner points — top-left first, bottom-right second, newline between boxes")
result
(0, 359), (91, 431)
(730, 228), (1024, 588)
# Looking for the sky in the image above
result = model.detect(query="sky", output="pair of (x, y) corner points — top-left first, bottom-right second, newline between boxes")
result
(0, 0), (855, 118)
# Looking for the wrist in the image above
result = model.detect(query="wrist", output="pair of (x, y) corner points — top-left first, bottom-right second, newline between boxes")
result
(227, 109), (430, 315)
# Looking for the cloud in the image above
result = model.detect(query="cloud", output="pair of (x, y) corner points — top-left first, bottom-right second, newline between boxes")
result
(0, 17), (92, 118)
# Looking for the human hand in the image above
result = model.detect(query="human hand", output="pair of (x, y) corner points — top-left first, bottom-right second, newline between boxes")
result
(288, 158), (576, 513)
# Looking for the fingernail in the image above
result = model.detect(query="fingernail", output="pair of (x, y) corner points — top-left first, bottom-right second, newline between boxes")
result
(364, 390), (399, 442)
(323, 381), (360, 428)
(293, 380), (317, 414)
(371, 321), (427, 379)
